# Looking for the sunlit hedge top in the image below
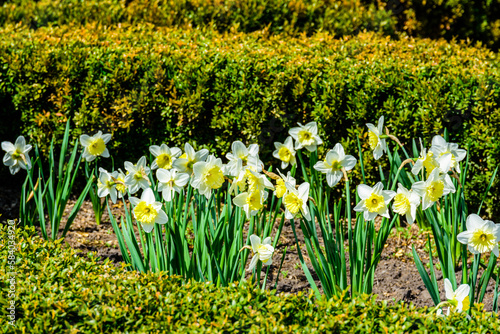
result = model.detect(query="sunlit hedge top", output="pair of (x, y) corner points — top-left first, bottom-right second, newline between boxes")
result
(0, 0), (395, 36)
(0, 24), (499, 214)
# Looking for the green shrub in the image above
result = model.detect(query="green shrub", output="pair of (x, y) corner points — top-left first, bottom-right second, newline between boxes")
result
(0, 24), (499, 216)
(0, 0), (396, 37)
(373, 0), (500, 51)
(1, 224), (499, 333)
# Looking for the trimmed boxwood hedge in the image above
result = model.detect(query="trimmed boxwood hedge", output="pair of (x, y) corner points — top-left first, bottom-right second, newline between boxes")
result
(1, 223), (499, 333)
(0, 0), (396, 37)
(0, 24), (499, 216)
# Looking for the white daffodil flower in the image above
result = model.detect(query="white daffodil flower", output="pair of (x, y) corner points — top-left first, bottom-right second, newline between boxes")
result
(457, 214), (500, 256)
(97, 168), (118, 203)
(247, 234), (274, 271)
(124, 156), (151, 194)
(283, 182), (311, 221)
(392, 183), (420, 224)
(80, 131), (111, 162)
(443, 278), (470, 315)
(274, 170), (296, 199)
(149, 144), (181, 170)
(130, 188), (168, 233)
(412, 139), (439, 176)
(429, 135), (467, 174)
(229, 168), (274, 195)
(288, 121), (323, 152)
(225, 141), (263, 177)
(411, 168), (455, 210)
(2, 136), (32, 174)
(191, 155), (225, 199)
(172, 143), (209, 174)
(313, 143), (356, 188)
(156, 168), (190, 202)
(366, 116), (387, 160)
(273, 136), (296, 169)
(354, 182), (396, 221)
(113, 169), (128, 199)
(233, 189), (268, 218)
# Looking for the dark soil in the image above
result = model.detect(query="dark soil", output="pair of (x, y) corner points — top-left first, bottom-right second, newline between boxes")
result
(2, 186), (497, 312)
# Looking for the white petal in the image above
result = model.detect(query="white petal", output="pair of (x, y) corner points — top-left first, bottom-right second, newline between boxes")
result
(250, 234), (261, 252)
(444, 278), (453, 300)
(357, 184), (373, 200)
(1, 141), (14, 152)
(80, 135), (92, 147)
(248, 255), (259, 271)
(156, 210), (169, 225)
(141, 222), (155, 233)
(466, 214), (484, 231)
(141, 188), (156, 203)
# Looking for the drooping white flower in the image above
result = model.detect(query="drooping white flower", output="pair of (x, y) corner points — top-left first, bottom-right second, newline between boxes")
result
(411, 168), (455, 210)
(443, 278), (470, 315)
(354, 182), (396, 221)
(366, 116), (387, 160)
(274, 170), (296, 199)
(233, 189), (269, 218)
(113, 169), (128, 199)
(457, 214), (500, 256)
(283, 182), (311, 221)
(225, 141), (263, 177)
(124, 156), (151, 194)
(313, 143), (356, 188)
(429, 135), (467, 174)
(97, 168), (118, 203)
(392, 183), (420, 224)
(273, 136), (296, 169)
(172, 143), (209, 174)
(130, 188), (168, 233)
(412, 139), (439, 176)
(247, 234), (274, 271)
(191, 155), (225, 199)
(80, 131), (111, 162)
(156, 168), (190, 202)
(288, 122), (323, 152)
(149, 144), (181, 170)
(1, 136), (32, 174)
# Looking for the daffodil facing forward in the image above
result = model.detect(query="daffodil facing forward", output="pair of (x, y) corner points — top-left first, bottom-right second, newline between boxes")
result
(457, 214), (500, 256)
(354, 182), (396, 221)
(247, 234), (274, 271)
(411, 168), (455, 210)
(124, 156), (151, 194)
(283, 182), (311, 220)
(80, 131), (111, 162)
(150, 144), (181, 170)
(366, 116), (387, 160)
(430, 135), (467, 174)
(392, 183), (420, 224)
(273, 136), (296, 169)
(172, 143), (209, 174)
(289, 122), (323, 152)
(2, 136), (32, 174)
(191, 155), (225, 199)
(225, 141), (263, 177)
(97, 168), (118, 203)
(313, 143), (356, 188)
(130, 188), (168, 233)
(156, 168), (190, 202)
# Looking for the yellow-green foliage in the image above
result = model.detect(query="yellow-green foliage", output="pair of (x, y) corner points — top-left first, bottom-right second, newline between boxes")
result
(0, 0), (395, 36)
(1, 224), (499, 333)
(1, 24), (498, 215)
